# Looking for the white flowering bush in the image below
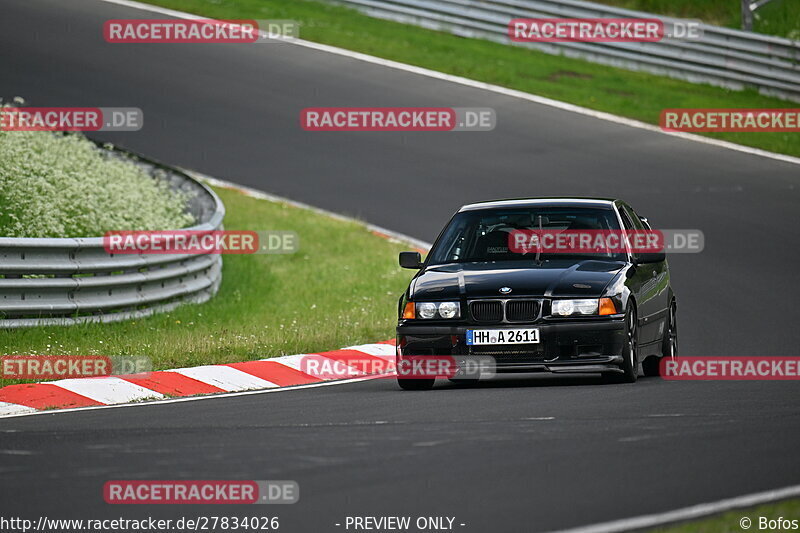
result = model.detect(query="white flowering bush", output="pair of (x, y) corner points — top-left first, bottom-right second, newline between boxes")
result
(0, 120), (194, 238)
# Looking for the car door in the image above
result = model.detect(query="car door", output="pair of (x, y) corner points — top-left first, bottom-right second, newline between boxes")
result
(617, 204), (648, 338)
(621, 204), (669, 345)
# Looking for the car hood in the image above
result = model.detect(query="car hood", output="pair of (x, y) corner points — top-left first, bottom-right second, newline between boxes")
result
(410, 260), (625, 300)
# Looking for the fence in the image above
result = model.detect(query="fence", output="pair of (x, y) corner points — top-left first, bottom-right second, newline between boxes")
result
(0, 146), (225, 328)
(326, 0), (800, 101)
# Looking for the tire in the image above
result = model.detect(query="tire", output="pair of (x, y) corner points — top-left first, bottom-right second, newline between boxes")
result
(642, 355), (661, 377)
(642, 300), (677, 377)
(397, 378), (435, 391)
(661, 300), (677, 359)
(604, 307), (639, 383)
(641, 356), (660, 377)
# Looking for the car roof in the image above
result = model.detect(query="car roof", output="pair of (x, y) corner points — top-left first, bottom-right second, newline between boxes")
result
(458, 197), (618, 212)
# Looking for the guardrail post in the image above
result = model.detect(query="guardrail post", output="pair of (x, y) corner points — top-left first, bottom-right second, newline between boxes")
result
(742, 0), (779, 31)
(741, 0), (754, 31)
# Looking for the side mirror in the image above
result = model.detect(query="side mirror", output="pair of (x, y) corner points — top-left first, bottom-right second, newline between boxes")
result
(635, 251), (666, 264)
(399, 251), (423, 269)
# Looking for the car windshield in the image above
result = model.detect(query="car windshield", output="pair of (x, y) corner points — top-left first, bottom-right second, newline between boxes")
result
(427, 206), (626, 265)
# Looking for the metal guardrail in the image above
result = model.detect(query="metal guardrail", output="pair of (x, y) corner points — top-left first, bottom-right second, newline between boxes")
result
(0, 146), (225, 328)
(326, 0), (800, 102)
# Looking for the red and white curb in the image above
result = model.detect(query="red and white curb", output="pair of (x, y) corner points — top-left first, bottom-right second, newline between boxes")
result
(0, 341), (396, 417)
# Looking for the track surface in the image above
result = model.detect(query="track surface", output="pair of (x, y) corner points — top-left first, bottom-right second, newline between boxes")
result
(1, 1), (799, 531)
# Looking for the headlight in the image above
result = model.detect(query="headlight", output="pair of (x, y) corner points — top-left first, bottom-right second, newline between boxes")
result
(551, 298), (617, 316)
(438, 301), (459, 319)
(552, 299), (596, 316)
(414, 301), (461, 319)
(417, 302), (438, 319)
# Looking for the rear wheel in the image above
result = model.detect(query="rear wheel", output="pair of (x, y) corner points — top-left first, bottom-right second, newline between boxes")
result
(662, 300), (677, 359)
(397, 378), (435, 391)
(604, 307), (638, 383)
(641, 356), (660, 377)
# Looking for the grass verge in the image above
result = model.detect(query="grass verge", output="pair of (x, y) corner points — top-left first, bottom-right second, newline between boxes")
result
(649, 497), (800, 532)
(0, 184), (411, 387)
(142, 0), (799, 157)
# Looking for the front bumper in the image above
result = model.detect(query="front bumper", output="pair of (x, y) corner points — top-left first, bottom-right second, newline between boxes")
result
(397, 319), (626, 374)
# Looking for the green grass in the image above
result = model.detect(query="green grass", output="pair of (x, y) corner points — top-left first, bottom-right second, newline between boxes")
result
(142, 0), (799, 158)
(0, 185), (412, 387)
(0, 126), (193, 238)
(595, 0), (800, 39)
(649, 498), (800, 532)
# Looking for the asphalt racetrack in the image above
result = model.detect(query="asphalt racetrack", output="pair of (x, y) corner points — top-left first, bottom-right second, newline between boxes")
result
(1, 1), (799, 531)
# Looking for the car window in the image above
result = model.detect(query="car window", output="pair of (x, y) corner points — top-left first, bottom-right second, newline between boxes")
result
(621, 204), (646, 230)
(427, 206), (626, 264)
(618, 204), (654, 260)
(617, 206), (636, 231)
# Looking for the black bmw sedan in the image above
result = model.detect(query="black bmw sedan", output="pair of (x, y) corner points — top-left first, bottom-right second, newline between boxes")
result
(395, 198), (677, 390)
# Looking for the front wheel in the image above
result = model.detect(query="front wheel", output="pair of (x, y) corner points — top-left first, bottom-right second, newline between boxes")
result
(604, 308), (638, 383)
(397, 378), (435, 391)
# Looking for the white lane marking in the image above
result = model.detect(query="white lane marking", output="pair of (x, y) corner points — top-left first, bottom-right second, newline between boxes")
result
(0, 449), (37, 455)
(172, 365), (278, 391)
(97, 0), (800, 167)
(547, 483), (800, 533)
(0, 402), (38, 416)
(618, 434), (654, 442)
(51, 377), (166, 404)
(0, 377), (379, 420)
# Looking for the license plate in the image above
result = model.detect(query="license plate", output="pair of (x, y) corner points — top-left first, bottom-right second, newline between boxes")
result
(466, 328), (540, 345)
